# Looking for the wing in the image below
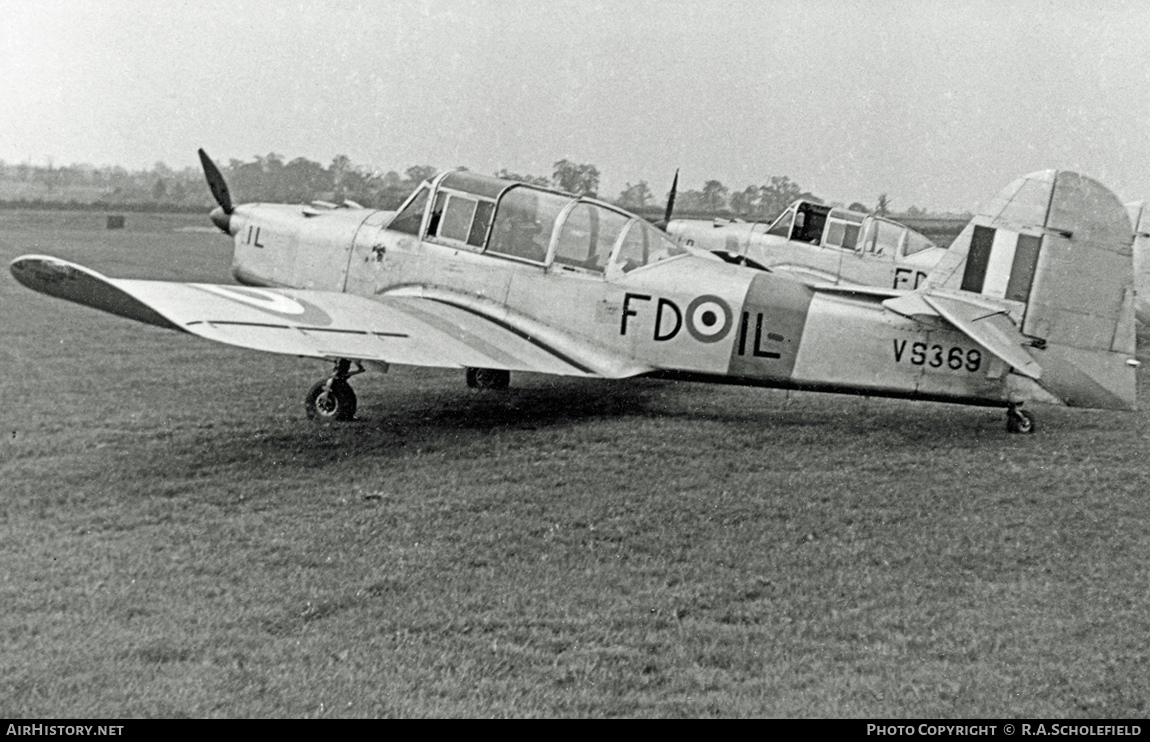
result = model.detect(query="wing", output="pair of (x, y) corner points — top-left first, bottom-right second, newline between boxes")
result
(10, 255), (650, 379)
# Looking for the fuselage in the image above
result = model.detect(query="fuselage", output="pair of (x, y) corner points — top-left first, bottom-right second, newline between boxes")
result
(218, 172), (1033, 409)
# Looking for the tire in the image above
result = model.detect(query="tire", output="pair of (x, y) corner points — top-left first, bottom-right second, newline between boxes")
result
(1006, 409), (1035, 434)
(305, 378), (357, 421)
(466, 367), (510, 390)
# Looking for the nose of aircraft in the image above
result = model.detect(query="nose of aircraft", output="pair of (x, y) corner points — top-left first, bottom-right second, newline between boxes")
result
(209, 206), (232, 234)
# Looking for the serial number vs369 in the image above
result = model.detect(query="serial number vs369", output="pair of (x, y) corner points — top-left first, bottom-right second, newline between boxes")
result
(893, 339), (982, 372)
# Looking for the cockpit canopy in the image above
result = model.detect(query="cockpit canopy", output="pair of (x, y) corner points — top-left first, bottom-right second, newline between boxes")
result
(760, 201), (938, 258)
(388, 171), (688, 275)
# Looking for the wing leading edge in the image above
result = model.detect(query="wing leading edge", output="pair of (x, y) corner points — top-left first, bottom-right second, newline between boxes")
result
(9, 255), (650, 379)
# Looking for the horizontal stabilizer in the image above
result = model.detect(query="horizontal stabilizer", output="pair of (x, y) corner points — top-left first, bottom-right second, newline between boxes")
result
(922, 292), (1042, 379)
(881, 292), (938, 320)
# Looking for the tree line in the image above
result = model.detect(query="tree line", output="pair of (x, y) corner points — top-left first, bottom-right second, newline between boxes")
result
(0, 154), (950, 219)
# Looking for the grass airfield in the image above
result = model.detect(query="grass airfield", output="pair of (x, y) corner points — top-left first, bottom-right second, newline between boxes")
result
(1, 210), (1148, 718)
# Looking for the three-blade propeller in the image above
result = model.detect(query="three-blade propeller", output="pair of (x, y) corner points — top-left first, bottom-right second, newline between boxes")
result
(198, 148), (234, 233)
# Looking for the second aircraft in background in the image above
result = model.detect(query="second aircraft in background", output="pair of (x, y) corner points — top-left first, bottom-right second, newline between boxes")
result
(667, 200), (946, 290)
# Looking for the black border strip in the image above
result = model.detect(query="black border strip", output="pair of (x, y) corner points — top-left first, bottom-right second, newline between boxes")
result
(186, 320), (408, 338)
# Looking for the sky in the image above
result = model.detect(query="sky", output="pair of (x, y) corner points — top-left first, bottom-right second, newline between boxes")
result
(2, 0), (1149, 212)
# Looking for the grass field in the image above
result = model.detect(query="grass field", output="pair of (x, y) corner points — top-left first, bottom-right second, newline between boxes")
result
(1, 210), (1148, 718)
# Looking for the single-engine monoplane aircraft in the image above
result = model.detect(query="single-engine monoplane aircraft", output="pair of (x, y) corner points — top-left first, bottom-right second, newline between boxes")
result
(666, 201), (947, 290)
(9, 153), (1140, 433)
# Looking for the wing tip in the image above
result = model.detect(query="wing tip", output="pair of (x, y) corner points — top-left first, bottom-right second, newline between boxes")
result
(9, 255), (181, 331)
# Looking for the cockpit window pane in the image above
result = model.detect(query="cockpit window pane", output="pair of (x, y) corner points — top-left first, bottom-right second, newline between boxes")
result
(766, 206), (794, 237)
(611, 219), (689, 273)
(440, 195), (478, 243)
(468, 200), (495, 247)
(826, 221), (846, 248)
(428, 191), (447, 236)
(903, 229), (937, 256)
(792, 203), (829, 244)
(389, 185), (429, 236)
(825, 220), (861, 250)
(553, 203), (628, 272)
(614, 220), (648, 272)
(487, 186), (568, 263)
(869, 219), (904, 255)
(842, 223), (860, 250)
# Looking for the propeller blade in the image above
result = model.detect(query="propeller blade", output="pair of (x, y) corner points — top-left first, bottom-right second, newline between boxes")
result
(198, 148), (233, 215)
(663, 169), (679, 225)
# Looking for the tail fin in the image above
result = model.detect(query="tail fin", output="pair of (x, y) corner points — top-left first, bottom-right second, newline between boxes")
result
(926, 170), (1137, 410)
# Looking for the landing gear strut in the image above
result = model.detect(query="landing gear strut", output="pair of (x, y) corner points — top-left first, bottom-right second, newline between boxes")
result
(305, 359), (363, 421)
(1005, 405), (1036, 434)
(465, 367), (510, 390)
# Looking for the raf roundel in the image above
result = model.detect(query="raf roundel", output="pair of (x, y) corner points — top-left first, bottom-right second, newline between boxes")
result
(190, 284), (334, 325)
(193, 285), (307, 315)
(685, 295), (733, 343)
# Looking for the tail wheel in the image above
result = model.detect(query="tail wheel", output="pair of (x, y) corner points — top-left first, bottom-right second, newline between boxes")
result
(305, 378), (357, 421)
(1006, 407), (1035, 434)
(465, 367), (510, 390)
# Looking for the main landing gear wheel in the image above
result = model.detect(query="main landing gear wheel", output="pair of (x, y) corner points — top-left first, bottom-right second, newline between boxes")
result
(305, 379), (356, 421)
(465, 367), (510, 390)
(1006, 406), (1036, 434)
(305, 359), (362, 422)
